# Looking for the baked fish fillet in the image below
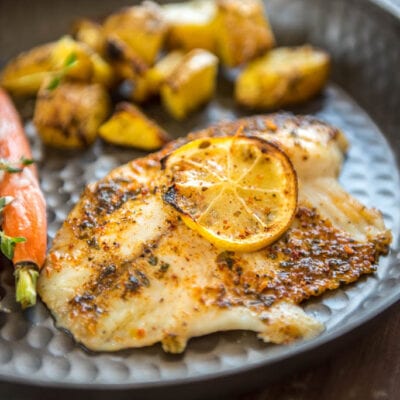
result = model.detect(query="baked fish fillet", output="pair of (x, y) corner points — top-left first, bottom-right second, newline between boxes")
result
(38, 114), (391, 353)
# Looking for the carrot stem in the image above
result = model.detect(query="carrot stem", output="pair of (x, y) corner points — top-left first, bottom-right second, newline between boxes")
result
(14, 263), (39, 309)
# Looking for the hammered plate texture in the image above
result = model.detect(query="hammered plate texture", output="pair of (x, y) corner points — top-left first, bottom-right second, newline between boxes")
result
(0, 0), (399, 391)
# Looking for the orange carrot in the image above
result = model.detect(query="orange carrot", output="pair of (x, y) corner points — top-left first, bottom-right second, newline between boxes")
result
(0, 88), (47, 308)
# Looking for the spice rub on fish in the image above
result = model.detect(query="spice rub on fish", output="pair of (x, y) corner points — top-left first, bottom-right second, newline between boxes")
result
(38, 114), (391, 353)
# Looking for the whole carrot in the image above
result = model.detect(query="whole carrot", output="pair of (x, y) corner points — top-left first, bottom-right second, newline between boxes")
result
(0, 88), (47, 308)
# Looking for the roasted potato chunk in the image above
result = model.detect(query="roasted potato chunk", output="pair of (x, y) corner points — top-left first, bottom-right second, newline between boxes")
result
(107, 38), (151, 102)
(0, 36), (113, 96)
(52, 36), (113, 87)
(72, 19), (107, 56)
(0, 43), (55, 96)
(147, 50), (185, 94)
(161, 49), (218, 120)
(99, 102), (169, 150)
(235, 46), (330, 109)
(110, 47), (184, 102)
(34, 80), (110, 149)
(215, 0), (275, 67)
(107, 38), (148, 79)
(103, 2), (168, 66)
(50, 36), (93, 81)
(162, 0), (217, 52)
(90, 52), (114, 88)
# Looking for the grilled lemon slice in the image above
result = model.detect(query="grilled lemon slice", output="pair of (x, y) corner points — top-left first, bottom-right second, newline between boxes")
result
(162, 136), (298, 251)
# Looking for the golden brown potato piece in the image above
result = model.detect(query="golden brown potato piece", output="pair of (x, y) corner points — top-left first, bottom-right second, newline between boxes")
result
(52, 36), (114, 87)
(103, 1), (168, 66)
(50, 36), (93, 81)
(90, 52), (114, 88)
(34, 79), (110, 149)
(99, 102), (170, 150)
(235, 46), (330, 109)
(0, 36), (90, 95)
(215, 0), (275, 67)
(161, 49), (218, 120)
(146, 50), (185, 94)
(162, 0), (217, 52)
(106, 38), (148, 79)
(0, 36), (113, 96)
(72, 19), (107, 56)
(109, 48), (184, 102)
(0, 43), (55, 96)
(106, 37), (151, 102)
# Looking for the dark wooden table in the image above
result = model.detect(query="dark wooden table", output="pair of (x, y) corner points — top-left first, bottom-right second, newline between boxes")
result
(246, 301), (400, 400)
(1, 301), (399, 400)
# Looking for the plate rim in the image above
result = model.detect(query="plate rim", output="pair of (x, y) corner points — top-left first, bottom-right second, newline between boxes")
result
(1, 282), (399, 390)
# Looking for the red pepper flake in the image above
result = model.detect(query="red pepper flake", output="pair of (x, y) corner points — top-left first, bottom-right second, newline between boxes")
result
(266, 119), (277, 132)
(344, 245), (354, 255)
(136, 328), (146, 338)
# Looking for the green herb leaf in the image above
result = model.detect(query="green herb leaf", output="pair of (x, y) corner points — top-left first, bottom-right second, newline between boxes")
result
(5, 165), (22, 173)
(0, 159), (22, 173)
(0, 197), (26, 260)
(0, 157), (35, 173)
(21, 157), (34, 166)
(46, 75), (62, 91)
(46, 52), (77, 92)
(64, 52), (77, 68)
(0, 196), (13, 213)
(0, 231), (26, 260)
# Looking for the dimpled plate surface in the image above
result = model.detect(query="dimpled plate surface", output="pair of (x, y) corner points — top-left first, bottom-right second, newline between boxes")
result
(0, 0), (399, 393)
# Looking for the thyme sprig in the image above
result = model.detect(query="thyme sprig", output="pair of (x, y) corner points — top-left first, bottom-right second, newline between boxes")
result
(0, 196), (13, 213)
(0, 156), (34, 173)
(0, 196), (26, 260)
(0, 231), (26, 260)
(47, 52), (78, 91)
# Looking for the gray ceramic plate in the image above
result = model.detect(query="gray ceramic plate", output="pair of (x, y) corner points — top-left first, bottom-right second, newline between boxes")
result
(0, 0), (399, 398)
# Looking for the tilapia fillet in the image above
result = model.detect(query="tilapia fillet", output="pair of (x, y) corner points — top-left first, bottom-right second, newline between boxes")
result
(38, 114), (391, 353)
